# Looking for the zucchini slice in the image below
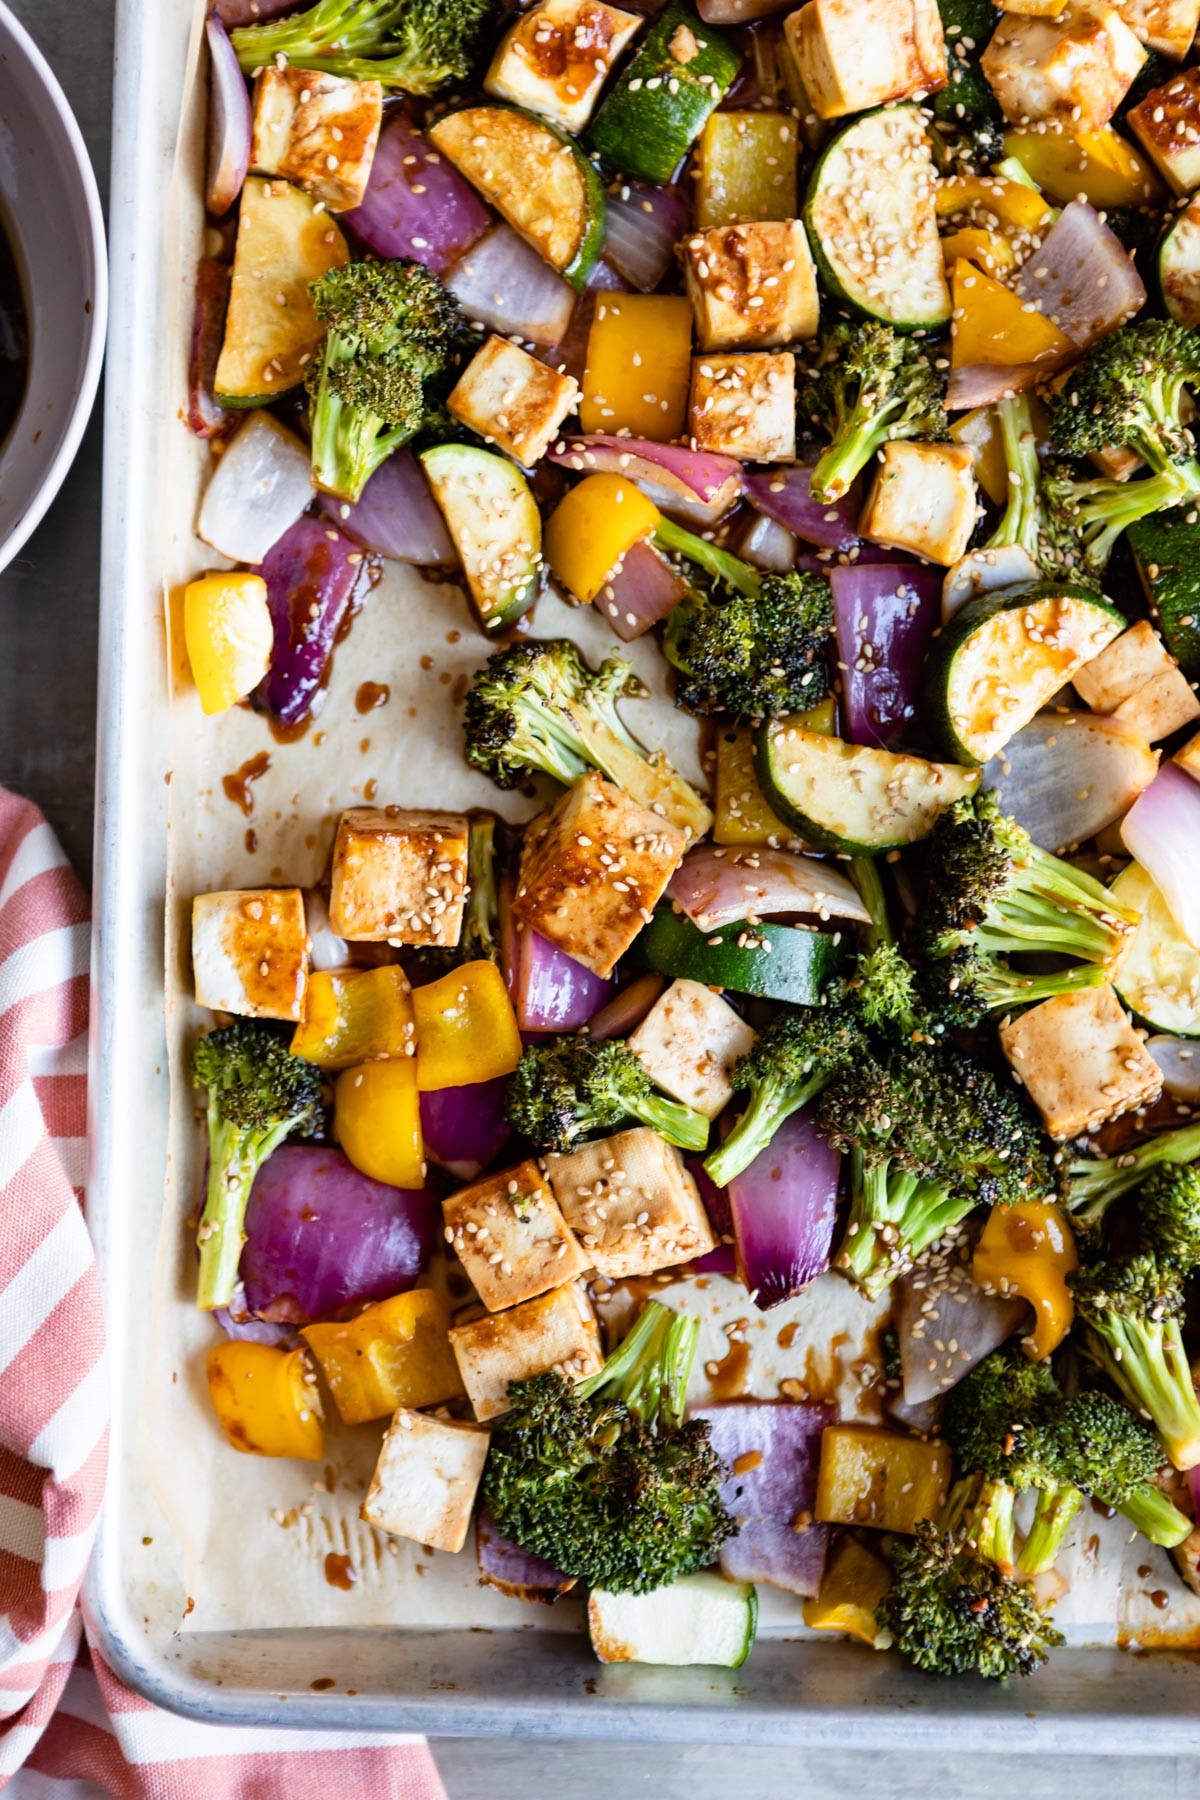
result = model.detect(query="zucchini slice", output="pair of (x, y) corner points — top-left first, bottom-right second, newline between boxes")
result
(588, 1573), (758, 1667)
(804, 105), (950, 331)
(586, 3), (741, 186)
(420, 444), (542, 632)
(923, 580), (1126, 766)
(428, 105), (605, 292)
(1159, 197), (1200, 330)
(1111, 862), (1200, 1038)
(755, 723), (980, 855)
(638, 907), (846, 1003)
(214, 177), (349, 406)
(1128, 504), (1200, 680)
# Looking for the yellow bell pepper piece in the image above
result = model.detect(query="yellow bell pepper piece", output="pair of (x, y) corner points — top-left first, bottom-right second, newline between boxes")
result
(936, 174), (1052, 236)
(940, 227), (1016, 278)
(949, 407), (1009, 507)
(544, 474), (661, 605)
(303, 1289), (464, 1424)
(974, 1199), (1077, 1361)
(714, 701), (835, 847)
(1003, 127), (1161, 210)
(206, 1341), (324, 1460)
(412, 960), (522, 1092)
(335, 1058), (425, 1188)
(950, 260), (1074, 370)
(815, 1425), (951, 1534)
(695, 112), (798, 229)
(291, 966), (414, 1071)
(580, 295), (693, 441)
(183, 572), (273, 715)
(801, 1534), (894, 1647)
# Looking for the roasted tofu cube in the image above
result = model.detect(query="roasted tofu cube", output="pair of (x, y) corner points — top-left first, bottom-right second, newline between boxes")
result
(628, 979), (757, 1119)
(1115, 0), (1200, 58)
(1175, 723), (1200, 779)
(782, 0), (946, 121)
(1128, 66), (1200, 193)
(361, 1410), (489, 1553)
(249, 68), (383, 212)
(999, 984), (1163, 1139)
(682, 222), (819, 353)
(513, 773), (687, 978)
(689, 352), (796, 462)
(449, 1282), (602, 1421)
(981, 5), (1146, 131)
(544, 1127), (717, 1278)
(859, 440), (977, 566)
(1114, 665), (1200, 739)
(328, 807), (469, 947)
(443, 1159), (588, 1311)
(484, 0), (643, 133)
(447, 335), (580, 467)
(192, 888), (308, 1022)
(1073, 618), (1175, 710)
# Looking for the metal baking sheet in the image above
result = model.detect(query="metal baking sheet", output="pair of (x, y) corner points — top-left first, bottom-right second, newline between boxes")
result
(86, 0), (1200, 1745)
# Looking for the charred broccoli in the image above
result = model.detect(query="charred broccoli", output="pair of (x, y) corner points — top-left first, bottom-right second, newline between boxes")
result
(943, 1347), (1059, 1573)
(877, 1520), (1063, 1680)
(1057, 1125), (1200, 1231)
(801, 321), (947, 504)
(482, 1300), (735, 1593)
(191, 1020), (324, 1310)
(506, 1037), (710, 1154)
(918, 944), (1109, 1030)
(1069, 1250), (1200, 1472)
(231, 0), (491, 93)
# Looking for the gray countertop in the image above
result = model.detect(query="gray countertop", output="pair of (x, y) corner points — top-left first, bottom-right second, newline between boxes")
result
(2, 2), (1197, 1792)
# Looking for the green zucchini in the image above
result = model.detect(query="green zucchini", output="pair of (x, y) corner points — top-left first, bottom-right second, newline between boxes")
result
(420, 444), (542, 632)
(428, 105), (605, 292)
(754, 722), (980, 856)
(588, 1573), (758, 1667)
(637, 907), (845, 1003)
(1128, 504), (1200, 680)
(922, 580), (1127, 766)
(804, 105), (950, 331)
(585, 3), (740, 186)
(1158, 198), (1200, 329)
(1111, 862), (1200, 1038)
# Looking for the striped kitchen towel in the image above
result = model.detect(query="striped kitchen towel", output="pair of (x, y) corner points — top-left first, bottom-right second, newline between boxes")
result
(0, 794), (445, 1798)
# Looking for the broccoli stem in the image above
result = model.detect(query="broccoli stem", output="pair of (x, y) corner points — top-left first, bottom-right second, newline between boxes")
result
(942, 1473), (1019, 1573)
(977, 848), (1136, 964)
(652, 516), (761, 599)
(627, 1090), (711, 1154)
(988, 393), (1041, 558)
(839, 1155), (973, 1299)
(1086, 1314), (1200, 1472)
(196, 1113), (296, 1310)
(1062, 1121), (1200, 1228)
(1019, 1482), (1085, 1577)
(1116, 1482), (1194, 1549)
(1070, 464), (1198, 570)
(703, 1069), (828, 1188)
(808, 405), (894, 505)
(310, 355), (409, 504)
(850, 856), (893, 953)
(968, 960), (1108, 1015)
(577, 1298), (700, 1430)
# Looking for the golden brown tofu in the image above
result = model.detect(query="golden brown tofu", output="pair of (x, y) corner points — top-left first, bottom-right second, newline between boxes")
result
(628, 979), (757, 1119)
(485, 0), (643, 133)
(449, 1283), (602, 1421)
(689, 352), (796, 462)
(361, 1410), (489, 1553)
(328, 807), (469, 946)
(859, 440), (977, 566)
(443, 1159), (588, 1311)
(249, 68), (383, 212)
(544, 1127), (717, 1279)
(1128, 65), (1200, 193)
(513, 773), (687, 978)
(1072, 618), (1175, 711)
(447, 336), (580, 467)
(682, 222), (819, 353)
(783, 0), (946, 121)
(192, 888), (308, 1022)
(1113, 665), (1200, 740)
(982, 5), (1146, 131)
(1114, 0), (1200, 58)
(999, 984), (1163, 1139)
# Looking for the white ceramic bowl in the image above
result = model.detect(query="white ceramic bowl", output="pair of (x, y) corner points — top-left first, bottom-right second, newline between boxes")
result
(0, 3), (107, 573)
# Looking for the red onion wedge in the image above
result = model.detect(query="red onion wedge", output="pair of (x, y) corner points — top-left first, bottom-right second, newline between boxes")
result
(240, 1145), (439, 1323)
(693, 1401), (834, 1596)
(669, 844), (870, 932)
(188, 259), (235, 441)
(586, 972), (668, 1042)
(420, 1077), (512, 1183)
(984, 710), (1158, 854)
(894, 1246), (1027, 1406)
(255, 515), (371, 727)
(318, 449), (454, 566)
(946, 360), (1058, 411)
(739, 511), (799, 573)
(595, 540), (687, 641)
(213, 1305), (297, 1347)
(447, 224), (577, 348)
(831, 561), (941, 748)
(516, 926), (617, 1031)
(687, 1157), (738, 1275)
(1121, 761), (1200, 948)
(476, 1508), (575, 1602)
(743, 466), (859, 551)
(196, 412), (314, 568)
(1014, 201), (1146, 351)
(726, 1107), (839, 1310)
(343, 111), (490, 275)
(213, 0), (296, 21)
(547, 436), (742, 509)
(205, 14), (252, 218)
(604, 183), (689, 293)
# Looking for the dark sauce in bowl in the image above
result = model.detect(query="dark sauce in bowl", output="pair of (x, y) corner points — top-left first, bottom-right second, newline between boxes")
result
(0, 213), (29, 450)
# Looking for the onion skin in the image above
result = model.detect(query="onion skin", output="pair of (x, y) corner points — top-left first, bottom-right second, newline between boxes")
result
(254, 515), (372, 727)
(187, 259), (235, 441)
(831, 562), (941, 748)
(344, 111), (490, 275)
(205, 15), (252, 219)
(693, 1400), (834, 1596)
(317, 451), (455, 566)
(726, 1108), (840, 1310)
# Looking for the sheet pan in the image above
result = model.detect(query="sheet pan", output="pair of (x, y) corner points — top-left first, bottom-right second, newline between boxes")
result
(86, 0), (1200, 1745)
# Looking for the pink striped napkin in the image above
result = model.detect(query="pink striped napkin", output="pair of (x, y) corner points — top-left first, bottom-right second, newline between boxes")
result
(0, 794), (446, 1798)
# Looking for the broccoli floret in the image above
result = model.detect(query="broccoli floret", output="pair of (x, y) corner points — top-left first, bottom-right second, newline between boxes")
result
(654, 516), (833, 721)
(1069, 1251), (1200, 1472)
(919, 789), (1140, 971)
(482, 1299), (735, 1594)
(943, 1348), (1060, 1573)
(307, 259), (474, 503)
(1047, 321), (1200, 571)
(818, 1041), (1050, 1298)
(1046, 1389), (1192, 1551)
(1056, 1120), (1200, 1230)
(506, 1037), (710, 1154)
(877, 1520), (1063, 1680)
(191, 1020), (324, 1310)
(801, 321), (947, 505)
(462, 637), (708, 831)
(412, 814), (500, 978)
(919, 944), (1109, 1030)
(1137, 1161), (1200, 1279)
(231, 0), (490, 93)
